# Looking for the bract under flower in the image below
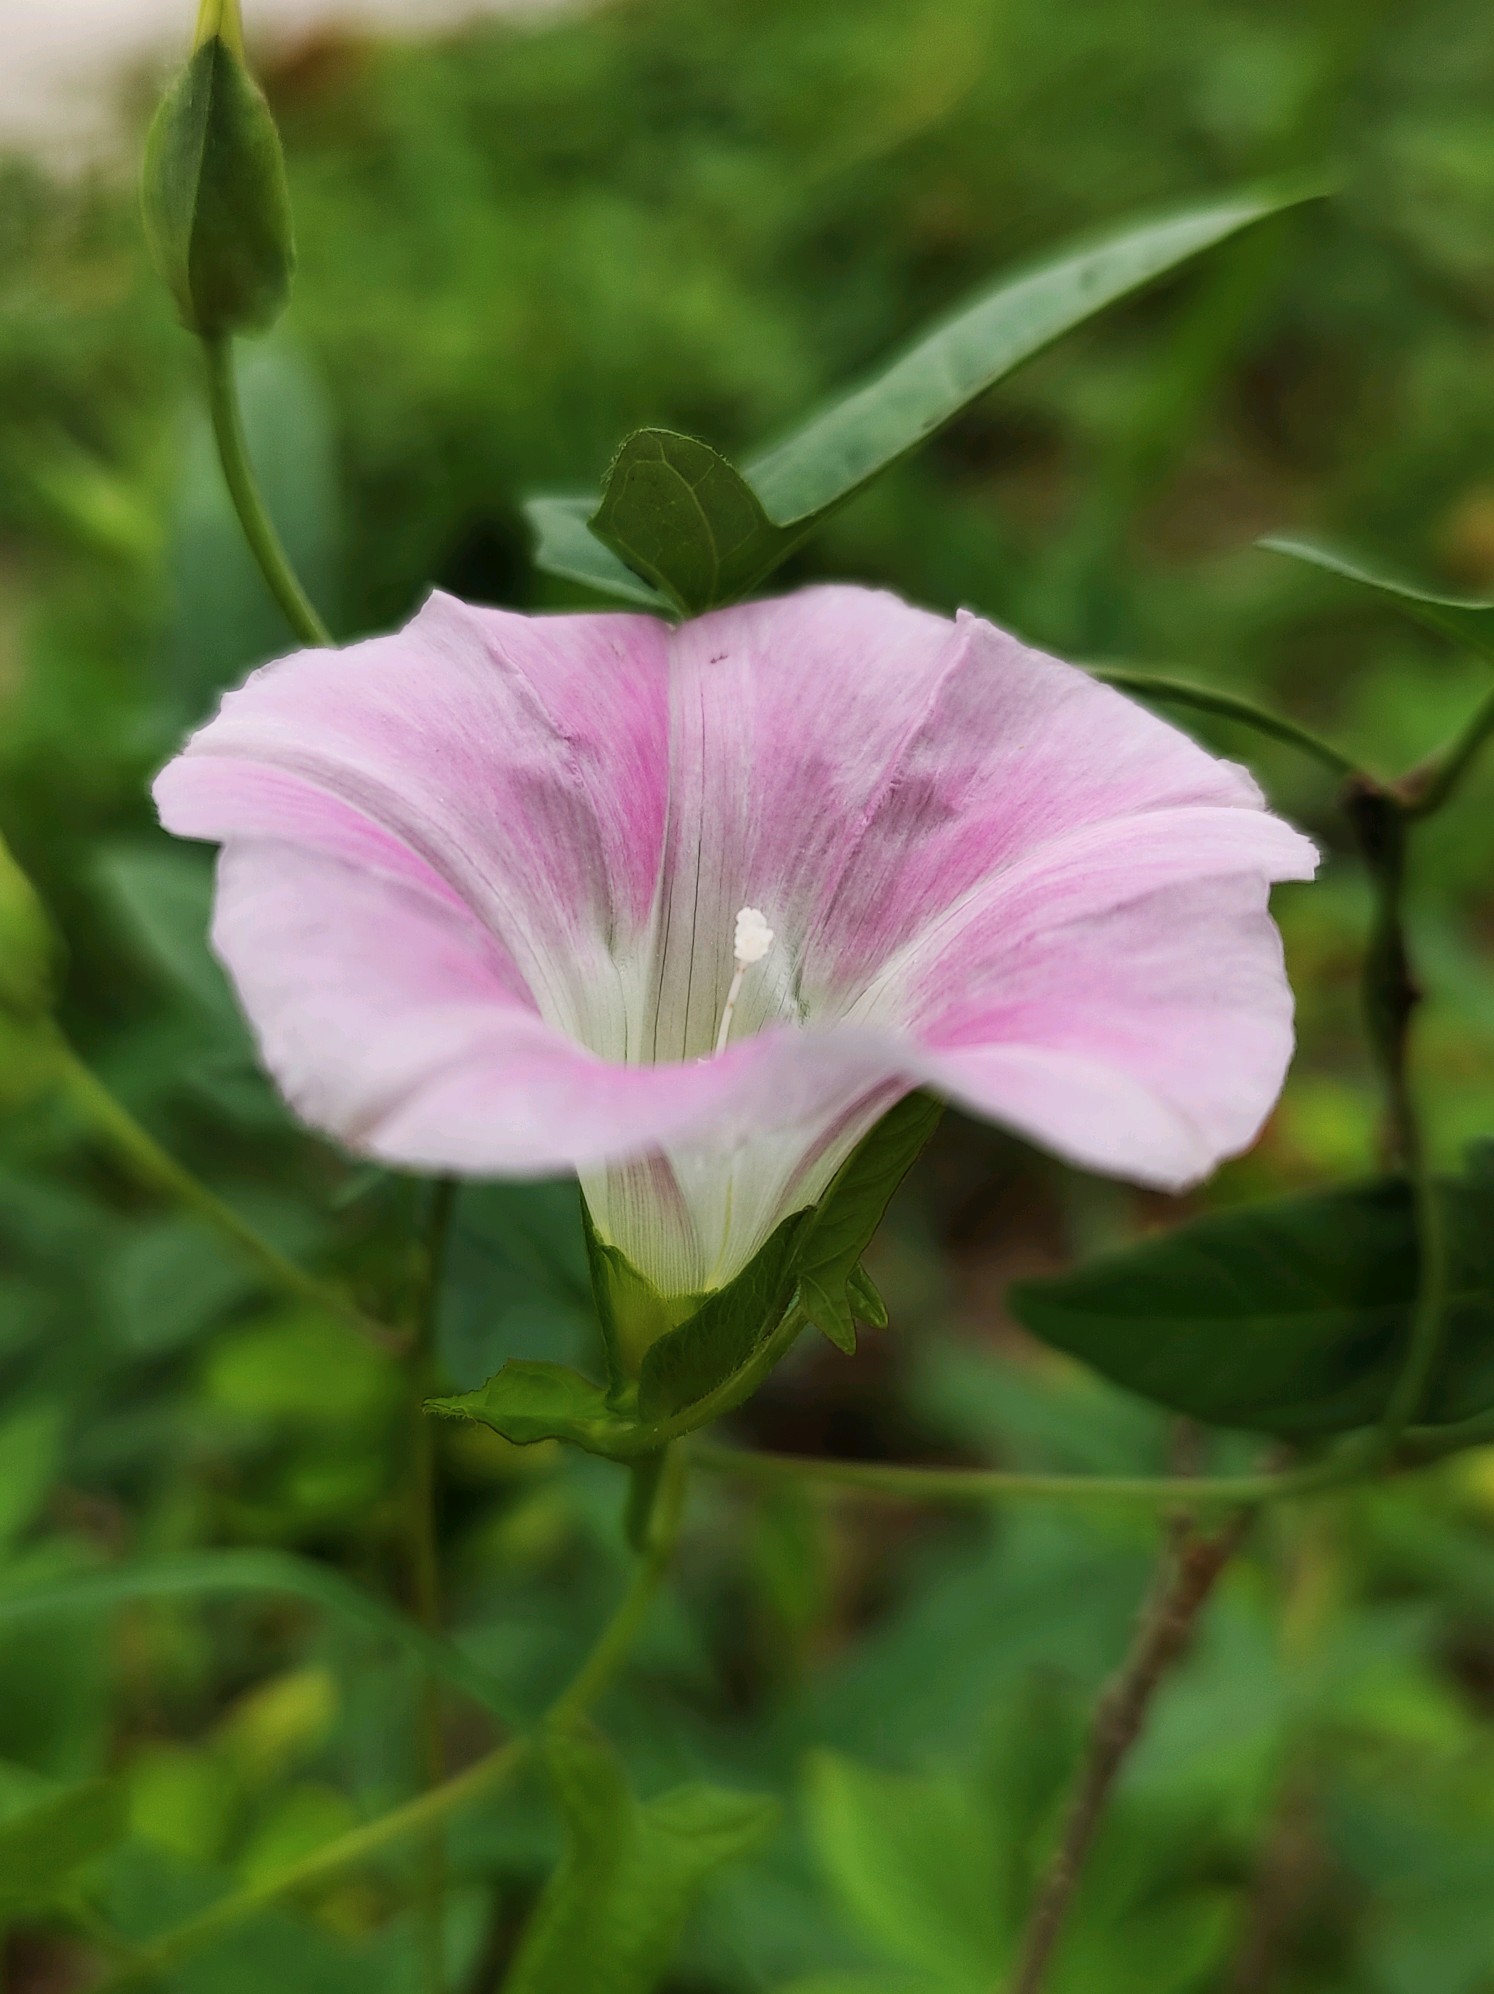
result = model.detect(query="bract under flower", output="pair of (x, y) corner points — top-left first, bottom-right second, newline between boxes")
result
(154, 586), (1316, 1297)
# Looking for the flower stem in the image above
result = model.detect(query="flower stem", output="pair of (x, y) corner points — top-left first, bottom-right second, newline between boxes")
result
(200, 334), (333, 650)
(1006, 1509), (1255, 1994)
(693, 1439), (1366, 1509)
(88, 1459), (688, 1989)
(1089, 667), (1359, 778)
(56, 1039), (402, 1350)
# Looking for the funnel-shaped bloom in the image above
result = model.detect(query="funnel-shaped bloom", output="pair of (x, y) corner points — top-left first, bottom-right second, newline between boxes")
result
(155, 586), (1316, 1297)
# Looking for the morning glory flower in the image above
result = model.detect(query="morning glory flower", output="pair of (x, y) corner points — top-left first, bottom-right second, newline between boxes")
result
(154, 585), (1316, 1300)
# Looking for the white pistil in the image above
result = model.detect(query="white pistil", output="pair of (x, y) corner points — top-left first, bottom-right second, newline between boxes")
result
(715, 906), (774, 1056)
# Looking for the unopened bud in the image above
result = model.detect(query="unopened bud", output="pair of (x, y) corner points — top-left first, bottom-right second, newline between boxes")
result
(141, 1), (295, 338)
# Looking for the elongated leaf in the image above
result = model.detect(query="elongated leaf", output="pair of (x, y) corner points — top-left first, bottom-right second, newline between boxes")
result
(504, 1727), (778, 1994)
(525, 494), (668, 609)
(636, 1211), (808, 1423)
(530, 188), (1311, 607)
(749, 189), (1306, 528)
(1011, 1175), (1494, 1437)
(796, 1093), (943, 1354)
(0, 1550), (519, 1722)
(590, 430), (794, 613)
(429, 1359), (626, 1455)
(0, 1781), (126, 1915)
(1261, 536), (1494, 661)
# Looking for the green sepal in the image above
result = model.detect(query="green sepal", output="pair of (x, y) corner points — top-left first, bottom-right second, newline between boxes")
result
(0, 1781), (127, 1918)
(580, 1195), (693, 1391)
(1261, 535), (1494, 663)
(427, 1360), (630, 1456)
(796, 1092), (943, 1355)
(504, 1725), (779, 1994)
(142, 32), (295, 337)
(1010, 1171), (1494, 1437)
(589, 429), (793, 615)
(637, 1210), (809, 1423)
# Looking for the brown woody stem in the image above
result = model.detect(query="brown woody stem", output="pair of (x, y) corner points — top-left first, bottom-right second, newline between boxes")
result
(1006, 1510), (1254, 1994)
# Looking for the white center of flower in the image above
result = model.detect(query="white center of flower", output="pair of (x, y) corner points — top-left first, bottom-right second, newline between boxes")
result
(714, 905), (774, 1055)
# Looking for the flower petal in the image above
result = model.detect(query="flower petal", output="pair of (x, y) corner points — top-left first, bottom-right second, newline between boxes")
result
(155, 592), (672, 1056)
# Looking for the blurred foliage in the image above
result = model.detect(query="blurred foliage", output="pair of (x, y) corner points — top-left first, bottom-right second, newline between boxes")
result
(2, 0), (1494, 1986)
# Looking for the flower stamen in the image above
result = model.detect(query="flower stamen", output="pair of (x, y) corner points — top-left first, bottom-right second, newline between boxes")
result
(715, 906), (774, 1056)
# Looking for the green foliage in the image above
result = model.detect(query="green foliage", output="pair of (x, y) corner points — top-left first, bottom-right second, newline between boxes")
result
(504, 1727), (778, 1994)
(429, 1359), (622, 1452)
(142, 34), (295, 338)
(794, 1093), (944, 1355)
(590, 429), (791, 615)
(0, 828), (55, 1021)
(8, 0), (1494, 1986)
(536, 190), (1310, 609)
(1011, 1171), (1494, 1436)
(0, 1780), (126, 1918)
(1262, 537), (1494, 664)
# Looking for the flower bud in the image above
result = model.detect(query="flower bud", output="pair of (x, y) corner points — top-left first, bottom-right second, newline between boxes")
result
(141, 0), (295, 338)
(0, 830), (55, 1024)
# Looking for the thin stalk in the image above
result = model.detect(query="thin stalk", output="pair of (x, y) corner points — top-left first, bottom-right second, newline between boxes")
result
(89, 1459), (688, 1989)
(1372, 1107), (1451, 1461)
(56, 1041), (401, 1350)
(1343, 781), (1418, 1168)
(200, 334), (332, 649)
(693, 1439), (1366, 1510)
(92, 1741), (528, 1991)
(1400, 678), (1494, 818)
(1089, 668), (1358, 779)
(1006, 1510), (1255, 1994)
(408, 1178), (457, 1994)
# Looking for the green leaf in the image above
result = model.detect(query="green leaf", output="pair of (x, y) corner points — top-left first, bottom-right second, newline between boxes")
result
(0, 1550), (520, 1723)
(1260, 536), (1494, 662)
(0, 1403), (64, 1554)
(443, 1181), (599, 1391)
(804, 1751), (1004, 1985)
(589, 429), (793, 614)
(1010, 1175), (1494, 1437)
(141, 33), (296, 338)
(504, 1727), (778, 1994)
(531, 189), (1310, 609)
(796, 1093), (943, 1355)
(636, 1211), (808, 1424)
(428, 1359), (627, 1454)
(525, 494), (669, 609)
(0, 1781), (126, 1916)
(747, 189), (1307, 530)
(0, 829), (56, 1022)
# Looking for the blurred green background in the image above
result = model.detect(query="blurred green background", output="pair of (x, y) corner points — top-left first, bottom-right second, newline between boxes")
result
(3, 0), (1494, 1987)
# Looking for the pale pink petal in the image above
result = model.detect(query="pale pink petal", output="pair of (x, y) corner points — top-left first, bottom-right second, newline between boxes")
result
(155, 593), (672, 1057)
(206, 841), (911, 1180)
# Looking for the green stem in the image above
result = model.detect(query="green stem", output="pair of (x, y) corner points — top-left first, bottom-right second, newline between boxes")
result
(89, 1457), (688, 1990)
(201, 334), (333, 649)
(56, 1040), (402, 1350)
(1344, 782), (1418, 1167)
(1400, 678), (1494, 818)
(693, 1439), (1369, 1510)
(1372, 1114), (1451, 1461)
(408, 1178), (457, 1994)
(1089, 668), (1358, 778)
(95, 1741), (528, 1990)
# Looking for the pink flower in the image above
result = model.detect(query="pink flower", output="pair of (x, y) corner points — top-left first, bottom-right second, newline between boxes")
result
(155, 586), (1316, 1298)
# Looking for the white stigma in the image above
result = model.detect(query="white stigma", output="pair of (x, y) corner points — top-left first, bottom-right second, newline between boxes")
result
(715, 906), (775, 1055)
